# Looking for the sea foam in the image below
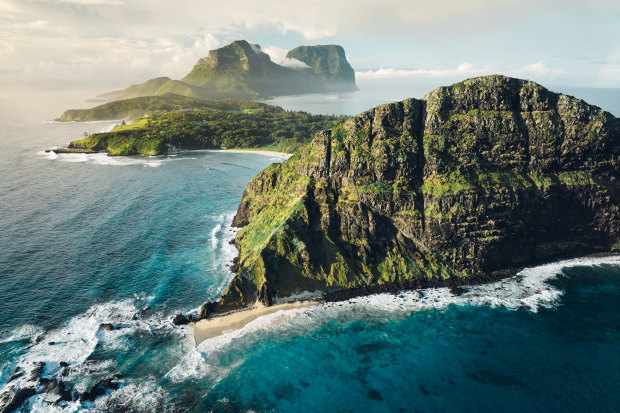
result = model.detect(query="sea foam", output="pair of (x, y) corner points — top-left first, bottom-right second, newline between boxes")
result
(167, 255), (620, 382)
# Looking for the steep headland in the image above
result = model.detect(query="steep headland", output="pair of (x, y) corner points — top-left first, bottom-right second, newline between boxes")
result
(99, 40), (357, 102)
(203, 75), (620, 315)
(286, 45), (357, 89)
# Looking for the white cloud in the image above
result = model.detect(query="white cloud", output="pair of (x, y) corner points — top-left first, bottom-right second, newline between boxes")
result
(356, 63), (492, 79)
(0, 0), (617, 88)
(280, 58), (311, 69)
(597, 53), (620, 87)
(12, 19), (50, 30)
(262, 46), (288, 64)
(516, 61), (563, 77)
(56, 0), (125, 5)
(192, 33), (219, 54)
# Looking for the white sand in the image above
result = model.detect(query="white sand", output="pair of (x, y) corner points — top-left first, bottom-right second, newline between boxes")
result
(191, 301), (318, 345)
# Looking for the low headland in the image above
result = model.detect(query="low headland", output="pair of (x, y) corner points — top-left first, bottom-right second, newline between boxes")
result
(51, 102), (347, 156)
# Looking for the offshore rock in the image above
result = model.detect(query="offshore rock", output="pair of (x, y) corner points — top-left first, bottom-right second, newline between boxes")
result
(205, 75), (619, 314)
(172, 314), (189, 326)
(98, 323), (114, 331)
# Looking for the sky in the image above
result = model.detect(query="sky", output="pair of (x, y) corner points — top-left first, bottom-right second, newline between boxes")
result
(1, 0), (619, 91)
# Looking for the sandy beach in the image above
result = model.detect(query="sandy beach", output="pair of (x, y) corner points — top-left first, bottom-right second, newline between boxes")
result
(191, 301), (318, 345)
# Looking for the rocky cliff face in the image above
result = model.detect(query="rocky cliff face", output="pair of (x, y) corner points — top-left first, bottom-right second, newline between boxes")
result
(205, 75), (620, 315)
(181, 40), (357, 98)
(286, 45), (357, 90)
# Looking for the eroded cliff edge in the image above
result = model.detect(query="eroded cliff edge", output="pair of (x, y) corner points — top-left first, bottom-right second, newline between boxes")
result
(203, 75), (620, 315)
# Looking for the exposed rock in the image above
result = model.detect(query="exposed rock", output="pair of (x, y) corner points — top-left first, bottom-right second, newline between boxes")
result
(172, 314), (189, 326)
(98, 323), (114, 331)
(205, 75), (620, 314)
(286, 45), (357, 89)
(7, 367), (24, 384)
(79, 375), (122, 402)
(0, 387), (36, 413)
(198, 302), (218, 319)
(38, 378), (73, 402)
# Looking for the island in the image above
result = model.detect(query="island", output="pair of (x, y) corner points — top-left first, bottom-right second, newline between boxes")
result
(54, 102), (347, 155)
(198, 75), (619, 317)
(98, 40), (358, 102)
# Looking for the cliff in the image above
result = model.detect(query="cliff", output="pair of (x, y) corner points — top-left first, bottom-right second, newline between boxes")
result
(204, 75), (620, 315)
(99, 41), (358, 102)
(286, 45), (357, 90)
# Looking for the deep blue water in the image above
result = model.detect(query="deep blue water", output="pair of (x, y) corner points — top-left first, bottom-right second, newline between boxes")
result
(0, 83), (618, 412)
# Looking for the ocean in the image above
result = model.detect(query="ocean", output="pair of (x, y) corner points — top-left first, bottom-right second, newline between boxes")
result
(0, 79), (618, 412)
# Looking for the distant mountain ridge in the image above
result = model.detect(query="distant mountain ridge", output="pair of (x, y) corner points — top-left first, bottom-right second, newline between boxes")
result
(100, 40), (357, 102)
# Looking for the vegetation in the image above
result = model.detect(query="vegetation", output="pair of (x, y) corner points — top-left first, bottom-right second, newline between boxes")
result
(207, 75), (620, 314)
(98, 40), (358, 101)
(56, 94), (271, 122)
(65, 104), (348, 155)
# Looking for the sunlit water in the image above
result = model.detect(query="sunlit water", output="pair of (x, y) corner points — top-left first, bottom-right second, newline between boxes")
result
(0, 81), (618, 412)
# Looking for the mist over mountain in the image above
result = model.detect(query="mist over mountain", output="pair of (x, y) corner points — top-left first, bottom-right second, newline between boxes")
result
(100, 40), (357, 102)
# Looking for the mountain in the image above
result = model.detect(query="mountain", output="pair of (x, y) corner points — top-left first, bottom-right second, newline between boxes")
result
(286, 45), (357, 88)
(202, 75), (620, 315)
(98, 40), (357, 101)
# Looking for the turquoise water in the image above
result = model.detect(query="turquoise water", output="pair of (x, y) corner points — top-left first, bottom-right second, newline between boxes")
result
(0, 83), (619, 411)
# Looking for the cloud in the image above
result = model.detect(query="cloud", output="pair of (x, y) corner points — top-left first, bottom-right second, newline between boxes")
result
(192, 33), (219, 53)
(0, 0), (617, 88)
(597, 53), (620, 87)
(516, 61), (563, 77)
(356, 63), (492, 79)
(12, 19), (51, 30)
(56, 0), (125, 5)
(280, 58), (311, 69)
(262, 46), (288, 64)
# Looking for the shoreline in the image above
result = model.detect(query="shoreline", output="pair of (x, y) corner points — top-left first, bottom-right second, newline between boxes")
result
(203, 148), (292, 157)
(190, 251), (620, 343)
(191, 301), (318, 345)
(48, 147), (293, 158)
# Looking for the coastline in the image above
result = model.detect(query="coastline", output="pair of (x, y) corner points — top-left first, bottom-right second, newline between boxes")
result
(191, 300), (318, 345)
(204, 148), (292, 157)
(192, 251), (620, 342)
(49, 147), (293, 158)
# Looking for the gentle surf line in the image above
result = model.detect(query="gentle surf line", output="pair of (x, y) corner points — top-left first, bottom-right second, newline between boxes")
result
(191, 301), (319, 345)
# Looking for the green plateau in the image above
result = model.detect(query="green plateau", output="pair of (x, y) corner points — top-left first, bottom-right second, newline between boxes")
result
(204, 75), (620, 315)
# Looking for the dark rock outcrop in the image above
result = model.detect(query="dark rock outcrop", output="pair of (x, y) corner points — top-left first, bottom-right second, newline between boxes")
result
(79, 375), (122, 402)
(204, 75), (619, 314)
(172, 314), (189, 326)
(98, 323), (114, 331)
